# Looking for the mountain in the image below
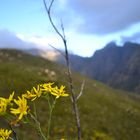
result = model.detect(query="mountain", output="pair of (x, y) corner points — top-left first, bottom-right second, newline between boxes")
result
(67, 42), (140, 93)
(23, 42), (140, 93)
(0, 49), (140, 140)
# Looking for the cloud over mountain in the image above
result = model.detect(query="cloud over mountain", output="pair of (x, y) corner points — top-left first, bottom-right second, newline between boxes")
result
(120, 32), (140, 43)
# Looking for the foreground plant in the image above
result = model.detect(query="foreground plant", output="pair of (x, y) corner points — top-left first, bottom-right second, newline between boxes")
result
(0, 92), (14, 115)
(10, 96), (29, 122)
(0, 82), (69, 140)
(0, 129), (12, 140)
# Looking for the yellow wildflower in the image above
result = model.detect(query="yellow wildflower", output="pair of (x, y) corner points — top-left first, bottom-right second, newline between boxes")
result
(51, 85), (69, 99)
(7, 92), (14, 104)
(0, 99), (7, 115)
(10, 96), (29, 121)
(23, 90), (37, 101)
(0, 92), (14, 104)
(23, 85), (42, 101)
(0, 92), (14, 115)
(41, 83), (69, 98)
(41, 82), (54, 93)
(0, 129), (12, 140)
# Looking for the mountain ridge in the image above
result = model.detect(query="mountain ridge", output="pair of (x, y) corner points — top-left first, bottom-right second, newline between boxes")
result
(68, 42), (140, 93)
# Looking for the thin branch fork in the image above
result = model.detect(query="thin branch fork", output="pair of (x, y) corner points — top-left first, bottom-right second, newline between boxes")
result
(76, 80), (85, 101)
(43, 0), (64, 40)
(48, 44), (65, 57)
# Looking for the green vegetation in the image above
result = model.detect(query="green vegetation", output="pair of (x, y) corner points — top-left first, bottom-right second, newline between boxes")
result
(0, 49), (140, 140)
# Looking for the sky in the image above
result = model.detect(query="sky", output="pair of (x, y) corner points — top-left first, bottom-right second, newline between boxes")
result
(0, 0), (140, 57)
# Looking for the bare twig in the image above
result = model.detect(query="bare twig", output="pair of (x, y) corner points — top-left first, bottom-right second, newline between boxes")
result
(60, 19), (66, 39)
(76, 80), (85, 101)
(43, 0), (64, 40)
(48, 0), (54, 12)
(42, 0), (82, 139)
(48, 44), (65, 57)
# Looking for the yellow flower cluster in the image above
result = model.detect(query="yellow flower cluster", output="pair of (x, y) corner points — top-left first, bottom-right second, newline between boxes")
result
(0, 129), (12, 140)
(0, 83), (69, 124)
(0, 83), (69, 140)
(23, 83), (69, 101)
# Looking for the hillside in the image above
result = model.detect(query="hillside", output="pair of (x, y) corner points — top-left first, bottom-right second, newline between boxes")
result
(0, 49), (140, 140)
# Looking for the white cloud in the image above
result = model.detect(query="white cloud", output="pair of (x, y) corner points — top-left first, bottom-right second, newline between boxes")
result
(0, 29), (63, 51)
(0, 29), (45, 50)
(0, 29), (30, 49)
(23, 34), (63, 50)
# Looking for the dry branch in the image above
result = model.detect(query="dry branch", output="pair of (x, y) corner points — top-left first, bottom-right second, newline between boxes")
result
(76, 80), (85, 101)
(42, 0), (82, 139)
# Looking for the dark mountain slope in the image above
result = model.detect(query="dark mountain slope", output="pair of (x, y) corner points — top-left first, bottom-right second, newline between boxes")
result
(69, 42), (140, 93)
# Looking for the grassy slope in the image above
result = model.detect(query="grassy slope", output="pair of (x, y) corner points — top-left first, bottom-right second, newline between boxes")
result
(0, 49), (140, 140)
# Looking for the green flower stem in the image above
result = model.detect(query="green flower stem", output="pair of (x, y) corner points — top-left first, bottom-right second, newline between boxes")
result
(32, 102), (46, 140)
(46, 98), (57, 140)
(9, 137), (14, 140)
(30, 113), (47, 140)
(33, 102), (37, 119)
(45, 94), (51, 110)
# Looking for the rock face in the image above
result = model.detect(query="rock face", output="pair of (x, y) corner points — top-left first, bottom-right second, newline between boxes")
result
(69, 42), (140, 93)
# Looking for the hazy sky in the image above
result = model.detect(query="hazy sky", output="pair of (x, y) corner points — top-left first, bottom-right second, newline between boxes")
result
(0, 0), (140, 57)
